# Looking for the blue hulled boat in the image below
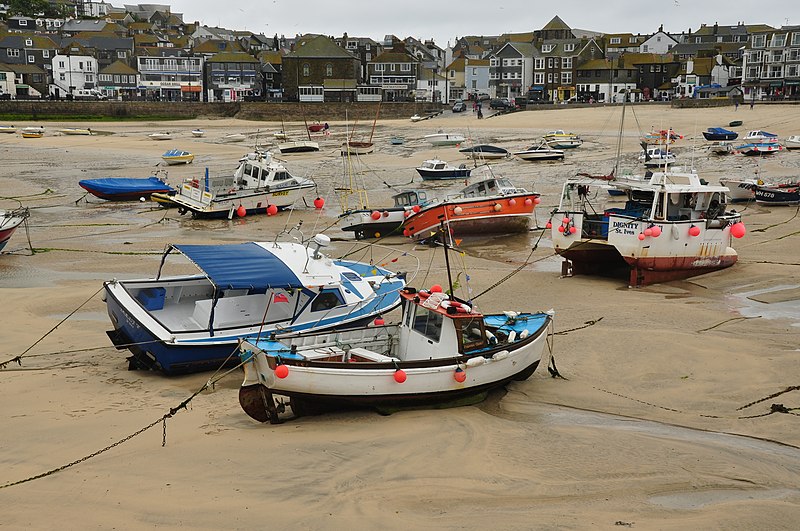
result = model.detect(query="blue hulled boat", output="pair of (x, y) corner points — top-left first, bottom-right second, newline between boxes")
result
(702, 127), (738, 141)
(103, 235), (410, 374)
(79, 176), (175, 201)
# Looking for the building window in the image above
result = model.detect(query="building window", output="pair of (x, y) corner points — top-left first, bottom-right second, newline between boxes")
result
(535, 58), (544, 70)
(792, 33), (800, 46)
(400, 63), (410, 71)
(25, 39), (33, 46)
(19, 19), (28, 26)
(643, 45), (649, 52)
(752, 34), (766, 48)
(771, 34), (786, 48)
(325, 63), (332, 76)
(375, 64), (384, 72)
(534, 73), (544, 84)
(561, 72), (572, 84)
(27, 55), (34, 63)
(43, 50), (49, 58)
(118, 51), (127, 58)
(542, 44), (554, 53)
(610, 37), (621, 45)
(302, 63), (309, 76)
(548, 58), (554, 68)
(564, 43), (575, 52)
(8, 49), (20, 57)
(563, 57), (572, 68)
(365, 53), (371, 62)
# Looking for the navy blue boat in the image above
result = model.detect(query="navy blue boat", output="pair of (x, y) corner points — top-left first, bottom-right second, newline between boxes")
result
(79, 176), (174, 201)
(702, 127), (738, 141)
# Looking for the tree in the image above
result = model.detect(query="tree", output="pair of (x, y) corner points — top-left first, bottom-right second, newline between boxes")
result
(8, 0), (50, 17)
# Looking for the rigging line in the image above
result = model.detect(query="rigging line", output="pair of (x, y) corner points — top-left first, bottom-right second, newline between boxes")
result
(736, 385), (800, 411)
(2, 286), (104, 369)
(2, 339), (163, 363)
(751, 203), (800, 233)
(470, 229), (544, 301)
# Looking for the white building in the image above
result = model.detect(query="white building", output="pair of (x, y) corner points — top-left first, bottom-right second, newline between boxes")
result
(50, 53), (99, 97)
(639, 29), (678, 54)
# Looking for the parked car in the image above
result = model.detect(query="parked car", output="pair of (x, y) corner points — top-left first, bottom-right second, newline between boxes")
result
(489, 98), (512, 110)
(475, 92), (490, 101)
(452, 100), (466, 112)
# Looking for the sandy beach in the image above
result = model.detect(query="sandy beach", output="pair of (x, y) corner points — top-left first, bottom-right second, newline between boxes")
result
(1, 103), (799, 529)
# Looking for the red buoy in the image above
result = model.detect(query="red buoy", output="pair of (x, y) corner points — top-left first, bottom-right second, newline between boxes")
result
(236, 205), (246, 217)
(430, 284), (443, 293)
(651, 226), (662, 237)
(508, 198), (517, 207)
(313, 197), (325, 209)
(374, 317), (385, 326)
(371, 210), (381, 220)
(546, 221), (552, 229)
(275, 364), (289, 379)
(638, 233), (645, 241)
(394, 369), (407, 383)
(412, 205), (421, 213)
(454, 367), (466, 383)
(689, 225), (701, 237)
(267, 204), (278, 216)
(730, 222), (746, 239)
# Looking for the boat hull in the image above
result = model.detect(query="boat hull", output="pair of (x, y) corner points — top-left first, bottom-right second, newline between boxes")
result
(404, 193), (537, 239)
(341, 142), (374, 155)
(514, 150), (564, 161)
(416, 168), (472, 180)
(424, 134), (466, 146)
(339, 208), (407, 239)
(79, 177), (174, 201)
(0, 217), (25, 251)
(277, 141), (320, 153)
(719, 179), (758, 202)
(170, 182), (315, 218)
(754, 184), (800, 206)
(238, 313), (551, 421)
(552, 213), (740, 287)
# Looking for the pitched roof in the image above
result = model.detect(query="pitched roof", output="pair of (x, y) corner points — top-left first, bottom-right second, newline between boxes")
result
(99, 60), (138, 75)
(258, 50), (282, 64)
(288, 35), (357, 59)
(542, 16), (571, 31)
(371, 51), (417, 63)
(206, 52), (259, 64)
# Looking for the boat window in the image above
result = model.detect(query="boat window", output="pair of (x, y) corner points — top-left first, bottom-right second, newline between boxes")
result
(486, 180), (497, 191)
(311, 289), (344, 312)
(274, 171), (291, 181)
(458, 318), (486, 352)
(341, 272), (361, 282)
(412, 307), (443, 342)
(244, 163), (254, 177)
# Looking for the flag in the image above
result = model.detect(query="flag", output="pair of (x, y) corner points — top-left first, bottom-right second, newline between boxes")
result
(273, 293), (289, 303)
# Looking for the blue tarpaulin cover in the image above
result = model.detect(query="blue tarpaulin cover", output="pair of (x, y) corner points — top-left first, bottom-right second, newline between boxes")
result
(171, 242), (303, 290)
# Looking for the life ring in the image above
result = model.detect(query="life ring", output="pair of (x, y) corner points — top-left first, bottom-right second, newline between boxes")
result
(440, 299), (472, 313)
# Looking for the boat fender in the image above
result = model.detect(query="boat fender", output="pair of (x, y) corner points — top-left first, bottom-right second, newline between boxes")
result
(519, 329), (529, 339)
(418, 290), (430, 299)
(466, 356), (486, 368)
(485, 330), (497, 345)
(503, 311), (519, 320)
(507, 330), (517, 343)
(492, 351), (509, 361)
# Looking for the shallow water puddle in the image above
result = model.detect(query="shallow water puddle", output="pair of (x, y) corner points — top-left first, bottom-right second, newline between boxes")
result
(649, 488), (799, 509)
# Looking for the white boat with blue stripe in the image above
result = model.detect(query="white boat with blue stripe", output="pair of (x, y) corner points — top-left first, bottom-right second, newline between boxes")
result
(103, 234), (410, 374)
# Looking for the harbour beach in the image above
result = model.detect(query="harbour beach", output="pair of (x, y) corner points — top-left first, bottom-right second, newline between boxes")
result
(2, 104), (799, 528)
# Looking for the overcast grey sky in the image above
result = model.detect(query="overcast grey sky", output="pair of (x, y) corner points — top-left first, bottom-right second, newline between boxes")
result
(167, 1), (800, 47)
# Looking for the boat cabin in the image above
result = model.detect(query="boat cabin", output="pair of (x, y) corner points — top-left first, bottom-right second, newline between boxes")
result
(398, 289), (489, 358)
(461, 177), (527, 198)
(559, 170), (732, 240)
(392, 190), (428, 208)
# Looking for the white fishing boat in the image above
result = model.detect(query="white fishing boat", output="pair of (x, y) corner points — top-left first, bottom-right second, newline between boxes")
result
(148, 132), (172, 140)
(742, 130), (778, 143)
(543, 130), (583, 149)
(513, 142), (565, 161)
(784, 135), (800, 150)
(103, 233), (411, 374)
(170, 150), (316, 218)
(191, 129), (205, 138)
(21, 126), (45, 134)
(277, 140), (320, 154)
(549, 168), (746, 287)
(639, 146), (677, 167)
(238, 282), (555, 423)
(59, 127), (93, 136)
(339, 190), (430, 240)
(719, 177), (761, 202)
(424, 131), (466, 146)
(1, 207), (29, 251)
(223, 133), (247, 143)
(415, 159), (472, 180)
(708, 141), (734, 155)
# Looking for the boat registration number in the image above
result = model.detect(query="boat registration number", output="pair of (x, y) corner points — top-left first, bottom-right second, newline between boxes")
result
(272, 191), (289, 196)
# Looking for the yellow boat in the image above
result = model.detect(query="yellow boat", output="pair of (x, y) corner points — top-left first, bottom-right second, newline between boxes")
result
(161, 149), (194, 165)
(21, 131), (43, 138)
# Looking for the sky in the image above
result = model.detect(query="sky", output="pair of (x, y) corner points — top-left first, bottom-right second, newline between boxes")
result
(166, 0), (800, 47)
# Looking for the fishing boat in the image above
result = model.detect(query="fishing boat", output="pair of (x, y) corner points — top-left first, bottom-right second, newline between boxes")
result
(783, 135), (800, 150)
(0, 125), (16, 134)
(223, 133), (247, 143)
(59, 127), (93, 136)
(742, 130), (778, 142)
(735, 142), (783, 156)
(339, 190), (430, 240)
(238, 284), (554, 423)
(342, 105), (379, 156)
(415, 159), (472, 180)
(307, 122), (329, 133)
(169, 150), (316, 218)
(702, 127), (738, 141)
(402, 176), (540, 239)
(161, 149), (194, 165)
(424, 131), (466, 147)
(149, 190), (178, 208)
(1, 207), (29, 252)
(191, 129), (205, 138)
(641, 129), (682, 144)
(410, 114), (424, 122)
(148, 132), (172, 140)
(753, 181), (800, 206)
(103, 234), (411, 374)
(708, 141), (735, 155)
(276, 140), (320, 154)
(21, 131), (43, 139)
(78, 175), (175, 201)
(639, 146), (677, 167)
(549, 168), (746, 287)
(719, 177), (761, 202)
(513, 142), (565, 161)
(543, 130), (583, 149)
(458, 144), (509, 160)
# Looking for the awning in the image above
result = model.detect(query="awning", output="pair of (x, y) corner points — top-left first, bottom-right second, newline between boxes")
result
(15, 83), (29, 88)
(769, 81), (784, 87)
(166, 242), (303, 290)
(181, 85), (201, 92)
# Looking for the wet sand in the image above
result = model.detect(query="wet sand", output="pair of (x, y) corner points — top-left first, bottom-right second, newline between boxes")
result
(1, 104), (799, 528)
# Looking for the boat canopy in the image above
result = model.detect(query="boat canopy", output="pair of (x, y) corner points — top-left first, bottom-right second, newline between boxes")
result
(165, 242), (303, 290)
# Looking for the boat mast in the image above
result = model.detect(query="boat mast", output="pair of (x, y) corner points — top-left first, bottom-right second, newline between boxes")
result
(439, 222), (454, 296)
(302, 105), (312, 141)
(614, 87), (626, 178)
(368, 102), (381, 143)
